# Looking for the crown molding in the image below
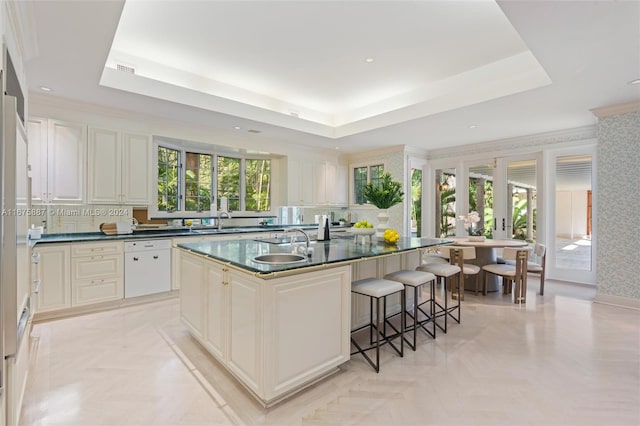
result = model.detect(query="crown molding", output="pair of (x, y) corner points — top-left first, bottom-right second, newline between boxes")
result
(591, 101), (640, 118)
(427, 125), (596, 160)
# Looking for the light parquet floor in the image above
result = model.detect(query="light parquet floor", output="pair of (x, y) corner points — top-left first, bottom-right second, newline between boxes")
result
(20, 278), (640, 426)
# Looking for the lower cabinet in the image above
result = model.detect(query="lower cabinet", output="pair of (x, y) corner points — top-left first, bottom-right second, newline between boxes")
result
(178, 249), (351, 406)
(71, 242), (124, 306)
(33, 244), (71, 313)
(33, 241), (124, 314)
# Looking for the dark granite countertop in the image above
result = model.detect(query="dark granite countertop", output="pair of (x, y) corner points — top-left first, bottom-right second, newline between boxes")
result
(177, 237), (451, 277)
(30, 224), (341, 245)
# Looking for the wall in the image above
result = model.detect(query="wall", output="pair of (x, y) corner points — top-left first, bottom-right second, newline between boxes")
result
(594, 107), (640, 306)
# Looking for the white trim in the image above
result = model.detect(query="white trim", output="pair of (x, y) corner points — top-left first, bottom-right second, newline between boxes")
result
(591, 101), (640, 118)
(594, 293), (640, 311)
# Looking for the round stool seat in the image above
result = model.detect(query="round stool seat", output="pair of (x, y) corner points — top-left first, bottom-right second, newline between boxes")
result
(384, 270), (436, 287)
(417, 263), (461, 278)
(352, 277), (404, 298)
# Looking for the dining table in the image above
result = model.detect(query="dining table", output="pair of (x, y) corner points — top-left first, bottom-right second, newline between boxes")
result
(447, 237), (529, 293)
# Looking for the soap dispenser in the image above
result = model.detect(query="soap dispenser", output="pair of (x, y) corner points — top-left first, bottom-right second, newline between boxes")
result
(323, 217), (330, 241)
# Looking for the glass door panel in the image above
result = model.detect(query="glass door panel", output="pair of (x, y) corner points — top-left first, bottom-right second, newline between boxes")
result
(554, 154), (592, 271)
(507, 159), (537, 242)
(410, 167), (422, 237)
(435, 168), (456, 237)
(468, 165), (494, 239)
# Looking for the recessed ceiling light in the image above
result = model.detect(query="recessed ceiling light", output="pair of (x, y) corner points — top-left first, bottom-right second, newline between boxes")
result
(233, 126), (241, 130)
(39, 86), (52, 92)
(364, 57), (374, 63)
(630, 78), (640, 85)
(468, 124), (477, 129)
(335, 146), (340, 150)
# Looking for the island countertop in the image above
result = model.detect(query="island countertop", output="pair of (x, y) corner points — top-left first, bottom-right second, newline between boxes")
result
(177, 236), (451, 277)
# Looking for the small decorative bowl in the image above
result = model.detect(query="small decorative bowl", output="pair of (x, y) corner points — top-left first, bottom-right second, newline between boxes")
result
(350, 227), (375, 235)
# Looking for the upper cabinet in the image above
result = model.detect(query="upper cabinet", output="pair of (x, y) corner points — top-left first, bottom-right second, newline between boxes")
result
(312, 161), (347, 206)
(287, 158), (314, 206)
(28, 118), (87, 204)
(287, 158), (346, 206)
(87, 127), (150, 205)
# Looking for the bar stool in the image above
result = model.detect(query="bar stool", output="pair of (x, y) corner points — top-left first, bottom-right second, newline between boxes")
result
(384, 270), (437, 350)
(351, 277), (405, 373)
(416, 246), (472, 333)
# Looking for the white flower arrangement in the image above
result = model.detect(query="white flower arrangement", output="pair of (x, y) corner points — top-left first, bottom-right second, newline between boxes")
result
(459, 211), (482, 236)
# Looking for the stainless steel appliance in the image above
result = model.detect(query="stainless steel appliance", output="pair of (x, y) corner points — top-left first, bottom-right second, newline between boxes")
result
(124, 240), (172, 297)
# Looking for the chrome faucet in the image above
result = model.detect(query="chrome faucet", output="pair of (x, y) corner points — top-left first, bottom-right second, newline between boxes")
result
(217, 211), (231, 231)
(285, 227), (311, 255)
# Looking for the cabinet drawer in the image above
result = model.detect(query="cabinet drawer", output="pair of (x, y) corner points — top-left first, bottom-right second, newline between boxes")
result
(72, 254), (122, 280)
(72, 242), (123, 257)
(72, 277), (123, 306)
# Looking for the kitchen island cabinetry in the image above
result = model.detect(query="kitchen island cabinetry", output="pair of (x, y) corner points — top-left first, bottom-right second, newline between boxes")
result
(87, 127), (150, 204)
(177, 249), (351, 406)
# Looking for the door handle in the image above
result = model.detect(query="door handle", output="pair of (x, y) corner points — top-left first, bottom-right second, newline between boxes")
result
(493, 218), (497, 231)
(502, 218), (506, 231)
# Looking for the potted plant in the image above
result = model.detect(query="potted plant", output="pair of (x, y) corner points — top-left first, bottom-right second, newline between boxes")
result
(363, 172), (404, 237)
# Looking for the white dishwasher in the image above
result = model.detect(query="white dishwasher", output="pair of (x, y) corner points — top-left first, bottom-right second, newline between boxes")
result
(124, 239), (172, 298)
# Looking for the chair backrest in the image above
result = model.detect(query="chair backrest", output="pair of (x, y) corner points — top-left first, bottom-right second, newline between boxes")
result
(535, 244), (546, 262)
(439, 246), (476, 261)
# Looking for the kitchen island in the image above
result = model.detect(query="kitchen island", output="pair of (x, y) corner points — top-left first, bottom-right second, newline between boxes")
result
(176, 236), (448, 406)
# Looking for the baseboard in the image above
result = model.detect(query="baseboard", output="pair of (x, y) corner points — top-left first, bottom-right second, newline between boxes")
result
(593, 292), (640, 310)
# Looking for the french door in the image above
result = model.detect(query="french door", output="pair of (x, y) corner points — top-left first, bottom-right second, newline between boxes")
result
(463, 154), (541, 241)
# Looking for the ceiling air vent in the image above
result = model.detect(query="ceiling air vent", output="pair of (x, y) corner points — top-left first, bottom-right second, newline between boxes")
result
(116, 64), (136, 74)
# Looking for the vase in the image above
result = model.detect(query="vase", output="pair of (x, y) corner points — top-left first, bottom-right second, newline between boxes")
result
(376, 209), (389, 239)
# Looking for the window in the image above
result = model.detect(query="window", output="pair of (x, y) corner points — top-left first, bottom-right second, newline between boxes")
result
(217, 156), (241, 211)
(245, 159), (271, 211)
(157, 146), (181, 212)
(353, 163), (384, 205)
(185, 152), (212, 212)
(153, 141), (272, 216)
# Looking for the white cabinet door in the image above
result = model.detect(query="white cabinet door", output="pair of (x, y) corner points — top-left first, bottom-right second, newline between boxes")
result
(33, 244), (71, 313)
(47, 119), (86, 203)
(179, 251), (206, 339)
(204, 263), (227, 361)
(312, 161), (327, 205)
(287, 158), (313, 205)
(27, 118), (49, 204)
(312, 161), (346, 206)
(227, 269), (263, 394)
(88, 129), (150, 204)
(88, 127), (121, 204)
(336, 165), (348, 205)
(122, 133), (150, 204)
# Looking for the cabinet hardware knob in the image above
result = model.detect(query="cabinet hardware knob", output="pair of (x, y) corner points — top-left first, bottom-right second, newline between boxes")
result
(153, 255), (159, 259)
(133, 257), (139, 261)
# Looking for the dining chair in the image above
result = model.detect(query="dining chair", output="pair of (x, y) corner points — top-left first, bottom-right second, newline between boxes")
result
(498, 243), (546, 295)
(482, 248), (529, 303)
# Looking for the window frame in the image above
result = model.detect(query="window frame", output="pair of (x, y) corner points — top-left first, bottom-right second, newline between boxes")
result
(350, 161), (387, 207)
(150, 140), (273, 219)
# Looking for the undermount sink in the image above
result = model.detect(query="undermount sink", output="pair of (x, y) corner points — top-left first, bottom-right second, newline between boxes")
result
(252, 253), (307, 264)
